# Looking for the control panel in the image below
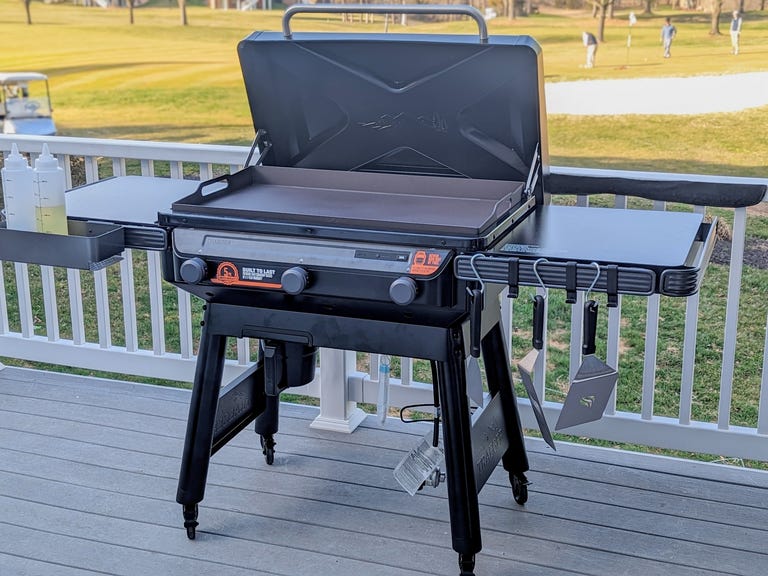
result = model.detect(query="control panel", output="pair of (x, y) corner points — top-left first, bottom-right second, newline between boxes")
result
(172, 228), (453, 304)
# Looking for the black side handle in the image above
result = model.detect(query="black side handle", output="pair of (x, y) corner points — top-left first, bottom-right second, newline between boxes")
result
(582, 300), (599, 355)
(547, 167), (767, 208)
(532, 294), (545, 351)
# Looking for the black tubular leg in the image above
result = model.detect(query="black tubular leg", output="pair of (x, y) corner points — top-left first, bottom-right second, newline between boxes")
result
(481, 321), (529, 476)
(255, 394), (279, 465)
(176, 313), (227, 514)
(437, 328), (482, 564)
(254, 394), (280, 437)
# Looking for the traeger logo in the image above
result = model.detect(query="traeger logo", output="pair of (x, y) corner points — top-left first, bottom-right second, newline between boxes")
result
(211, 261), (281, 289)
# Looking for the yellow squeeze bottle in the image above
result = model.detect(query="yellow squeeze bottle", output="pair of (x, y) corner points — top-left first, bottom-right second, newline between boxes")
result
(34, 143), (68, 235)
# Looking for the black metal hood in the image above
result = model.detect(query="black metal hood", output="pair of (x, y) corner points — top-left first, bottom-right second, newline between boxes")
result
(237, 31), (548, 182)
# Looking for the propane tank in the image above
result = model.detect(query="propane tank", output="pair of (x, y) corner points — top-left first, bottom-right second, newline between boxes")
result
(1, 143), (36, 231)
(34, 143), (68, 235)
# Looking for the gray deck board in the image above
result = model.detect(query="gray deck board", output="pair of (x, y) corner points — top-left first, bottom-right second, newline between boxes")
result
(1, 366), (766, 576)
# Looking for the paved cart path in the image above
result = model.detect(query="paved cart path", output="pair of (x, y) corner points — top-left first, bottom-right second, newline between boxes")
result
(545, 71), (768, 115)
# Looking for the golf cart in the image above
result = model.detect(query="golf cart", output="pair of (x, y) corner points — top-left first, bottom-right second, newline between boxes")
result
(0, 72), (57, 136)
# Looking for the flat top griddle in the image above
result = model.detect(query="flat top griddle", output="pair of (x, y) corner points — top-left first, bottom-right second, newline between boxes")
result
(170, 164), (526, 238)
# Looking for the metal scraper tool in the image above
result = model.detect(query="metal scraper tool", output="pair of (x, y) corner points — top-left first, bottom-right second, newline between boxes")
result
(556, 299), (619, 431)
(517, 294), (556, 450)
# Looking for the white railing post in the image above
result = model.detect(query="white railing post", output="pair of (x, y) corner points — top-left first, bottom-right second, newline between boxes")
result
(15, 263), (33, 339)
(120, 250), (139, 352)
(67, 269), (85, 345)
(147, 251), (166, 356)
(0, 261), (9, 335)
(311, 348), (366, 433)
(40, 265), (60, 342)
(604, 194), (627, 416)
(94, 268), (112, 349)
(679, 205), (707, 425)
(718, 207), (747, 430)
(759, 311), (768, 436)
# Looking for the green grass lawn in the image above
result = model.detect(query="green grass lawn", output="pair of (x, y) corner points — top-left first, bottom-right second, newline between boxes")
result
(1, 0), (767, 175)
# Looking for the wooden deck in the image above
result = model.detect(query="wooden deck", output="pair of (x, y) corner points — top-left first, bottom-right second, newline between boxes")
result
(1, 366), (766, 576)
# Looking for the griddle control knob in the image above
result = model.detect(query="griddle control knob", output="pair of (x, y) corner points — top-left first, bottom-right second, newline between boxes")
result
(179, 258), (207, 284)
(282, 267), (308, 295)
(389, 276), (417, 306)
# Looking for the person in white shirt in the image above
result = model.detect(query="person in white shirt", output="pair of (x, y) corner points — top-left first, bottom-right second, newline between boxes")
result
(582, 31), (598, 68)
(730, 11), (743, 55)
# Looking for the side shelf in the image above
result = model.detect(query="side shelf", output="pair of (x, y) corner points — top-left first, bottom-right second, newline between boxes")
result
(455, 205), (717, 298)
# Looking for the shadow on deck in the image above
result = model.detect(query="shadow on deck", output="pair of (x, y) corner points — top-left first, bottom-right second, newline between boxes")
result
(1, 366), (766, 576)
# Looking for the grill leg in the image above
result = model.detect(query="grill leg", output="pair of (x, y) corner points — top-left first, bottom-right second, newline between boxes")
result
(481, 321), (530, 497)
(255, 395), (279, 465)
(255, 341), (282, 465)
(438, 328), (481, 573)
(176, 311), (227, 539)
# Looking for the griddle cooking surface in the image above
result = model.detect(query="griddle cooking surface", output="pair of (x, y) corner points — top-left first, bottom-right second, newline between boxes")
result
(173, 166), (525, 237)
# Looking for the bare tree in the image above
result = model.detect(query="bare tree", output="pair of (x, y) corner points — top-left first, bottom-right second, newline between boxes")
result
(24, 0), (32, 24)
(128, 0), (135, 24)
(709, 0), (723, 34)
(592, 0), (615, 41)
(642, 0), (653, 14)
(180, 0), (188, 26)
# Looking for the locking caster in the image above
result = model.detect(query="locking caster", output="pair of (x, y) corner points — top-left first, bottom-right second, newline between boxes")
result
(511, 472), (530, 505)
(260, 434), (276, 465)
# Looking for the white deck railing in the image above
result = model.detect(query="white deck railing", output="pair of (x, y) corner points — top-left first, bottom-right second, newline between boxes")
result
(1, 134), (767, 462)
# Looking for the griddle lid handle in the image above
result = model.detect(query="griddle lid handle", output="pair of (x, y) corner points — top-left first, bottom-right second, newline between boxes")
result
(190, 169), (254, 201)
(282, 4), (489, 43)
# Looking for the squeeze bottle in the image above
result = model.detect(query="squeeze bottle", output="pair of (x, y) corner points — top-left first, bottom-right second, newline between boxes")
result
(1, 143), (37, 231)
(34, 143), (68, 235)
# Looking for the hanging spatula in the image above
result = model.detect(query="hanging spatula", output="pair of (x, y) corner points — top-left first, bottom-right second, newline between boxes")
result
(556, 298), (619, 431)
(517, 294), (556, 450)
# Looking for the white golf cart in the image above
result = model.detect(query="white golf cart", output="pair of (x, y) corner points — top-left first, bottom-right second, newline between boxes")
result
(0, 72), (57, 136)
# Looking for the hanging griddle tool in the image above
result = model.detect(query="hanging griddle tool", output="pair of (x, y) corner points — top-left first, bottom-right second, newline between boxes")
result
(465, 254), (486, 407)
(517, 258), (556, 450)
(556, 263), (619, 431)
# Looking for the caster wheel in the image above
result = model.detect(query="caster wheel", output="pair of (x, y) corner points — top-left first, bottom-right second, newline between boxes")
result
(182, 504), (198, 540)
(260, 434), (276, 465)
(459, 553), (475, 576)
(511, 472), (529, 505)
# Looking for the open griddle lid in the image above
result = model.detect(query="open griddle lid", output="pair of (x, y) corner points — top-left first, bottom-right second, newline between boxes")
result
(237, 12), (547, 181)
